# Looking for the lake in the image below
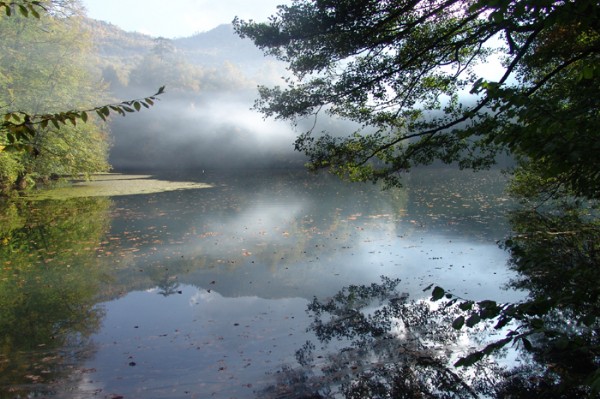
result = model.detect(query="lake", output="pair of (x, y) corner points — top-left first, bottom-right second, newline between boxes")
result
(0, 168), (523, 398)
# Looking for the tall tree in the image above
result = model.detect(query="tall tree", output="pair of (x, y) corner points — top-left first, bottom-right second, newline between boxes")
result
(234, 0), (600, 198)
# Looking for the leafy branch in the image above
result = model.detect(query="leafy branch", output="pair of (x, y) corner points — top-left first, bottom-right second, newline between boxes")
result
(429, 284), (591, 370)
(0, 1), (45, 18)
(1, 86), (166, 153)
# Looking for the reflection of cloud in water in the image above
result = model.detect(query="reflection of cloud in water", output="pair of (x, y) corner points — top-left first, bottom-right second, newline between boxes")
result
(215, 200), (305, 241)
(189, 289), (215, 305)
(340, 227), (518, 302)
(102, 170), (521, 304)
(189, 201), (305, 255)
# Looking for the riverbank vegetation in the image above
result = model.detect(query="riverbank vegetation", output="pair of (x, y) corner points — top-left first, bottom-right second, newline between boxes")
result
(0, 0), (163, 193)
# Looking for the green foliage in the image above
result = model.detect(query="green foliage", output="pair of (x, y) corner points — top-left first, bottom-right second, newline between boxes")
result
(237, 5), (600, 389)
(235, 0), (600, 198)
(0, 1), (44, 18)
(0, 151), (23, 191)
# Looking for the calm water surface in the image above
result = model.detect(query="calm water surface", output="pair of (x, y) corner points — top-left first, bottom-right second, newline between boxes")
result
(0, 169), (522, 398)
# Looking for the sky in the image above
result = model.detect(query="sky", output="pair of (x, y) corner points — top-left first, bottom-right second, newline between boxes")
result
(80, 0), (288, 38)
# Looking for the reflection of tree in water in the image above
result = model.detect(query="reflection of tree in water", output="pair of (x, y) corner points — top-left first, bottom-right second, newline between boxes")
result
(259, 204), (600, 398)
(257, 277), (495, 398)
(0, 198), (113, 397)
(157, 278), (182, 297)
(492, 206), (600, 397)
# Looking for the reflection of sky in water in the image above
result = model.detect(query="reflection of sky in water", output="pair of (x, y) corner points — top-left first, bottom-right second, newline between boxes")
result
(74, 285), (310, 398)
(72, 169), (525, 398)
(107, 170), (520, 302)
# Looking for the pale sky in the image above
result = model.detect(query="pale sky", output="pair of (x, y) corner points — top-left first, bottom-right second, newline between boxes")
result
(80, 0), (288, 38)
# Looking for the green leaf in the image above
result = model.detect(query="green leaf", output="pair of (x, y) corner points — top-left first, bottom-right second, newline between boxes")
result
(553, 337), (569, 350)
(81, 111), (88, 123)
(482, 337), (513, 355)
(454, 351), (485, 367)
(431, 286), (445, 301)
(581, 314), (596, 326)
(452, 316), (465, 330)
(133, 101), (141, 111)
(530, 318), (544, 329)
(479, 300), (497, 309)
(522, 337), (533, 351)
(588, 370), (600, 394)
(466, 313), (481, 327)
(494, 315), (512, 329)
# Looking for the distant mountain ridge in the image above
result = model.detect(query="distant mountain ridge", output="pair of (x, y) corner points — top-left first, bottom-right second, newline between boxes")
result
(83, 18), (265, 69)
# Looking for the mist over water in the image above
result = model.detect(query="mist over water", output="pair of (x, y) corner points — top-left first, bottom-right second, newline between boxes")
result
(100, 23), (508, 173)
(109, 91), (307, 171)
(88, 22), (309, 171)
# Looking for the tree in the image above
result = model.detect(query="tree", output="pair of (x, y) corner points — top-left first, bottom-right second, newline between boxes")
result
(0, 0), (164, 191)
(128, 37), (203, 93)
(235, 1), (600, 394)
(234, 0), (600, 198)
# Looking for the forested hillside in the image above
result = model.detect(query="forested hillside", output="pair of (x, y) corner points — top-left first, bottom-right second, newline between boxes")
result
(82, 18), (302, 171)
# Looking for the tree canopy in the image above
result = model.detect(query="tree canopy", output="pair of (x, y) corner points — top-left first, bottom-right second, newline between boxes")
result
(234, 0), (600, 198)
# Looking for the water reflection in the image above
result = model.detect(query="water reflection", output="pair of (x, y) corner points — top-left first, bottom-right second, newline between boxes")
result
(100, 169), (518, 302)
(0, 197), (112, 397)
(0, 169), (519, 397)
(255, 277), (492, 399)
(256, 203), (600, 398)
(78, 285), (311, 398)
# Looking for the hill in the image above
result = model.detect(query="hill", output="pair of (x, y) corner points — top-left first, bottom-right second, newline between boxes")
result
(80, 17), (303, 171)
